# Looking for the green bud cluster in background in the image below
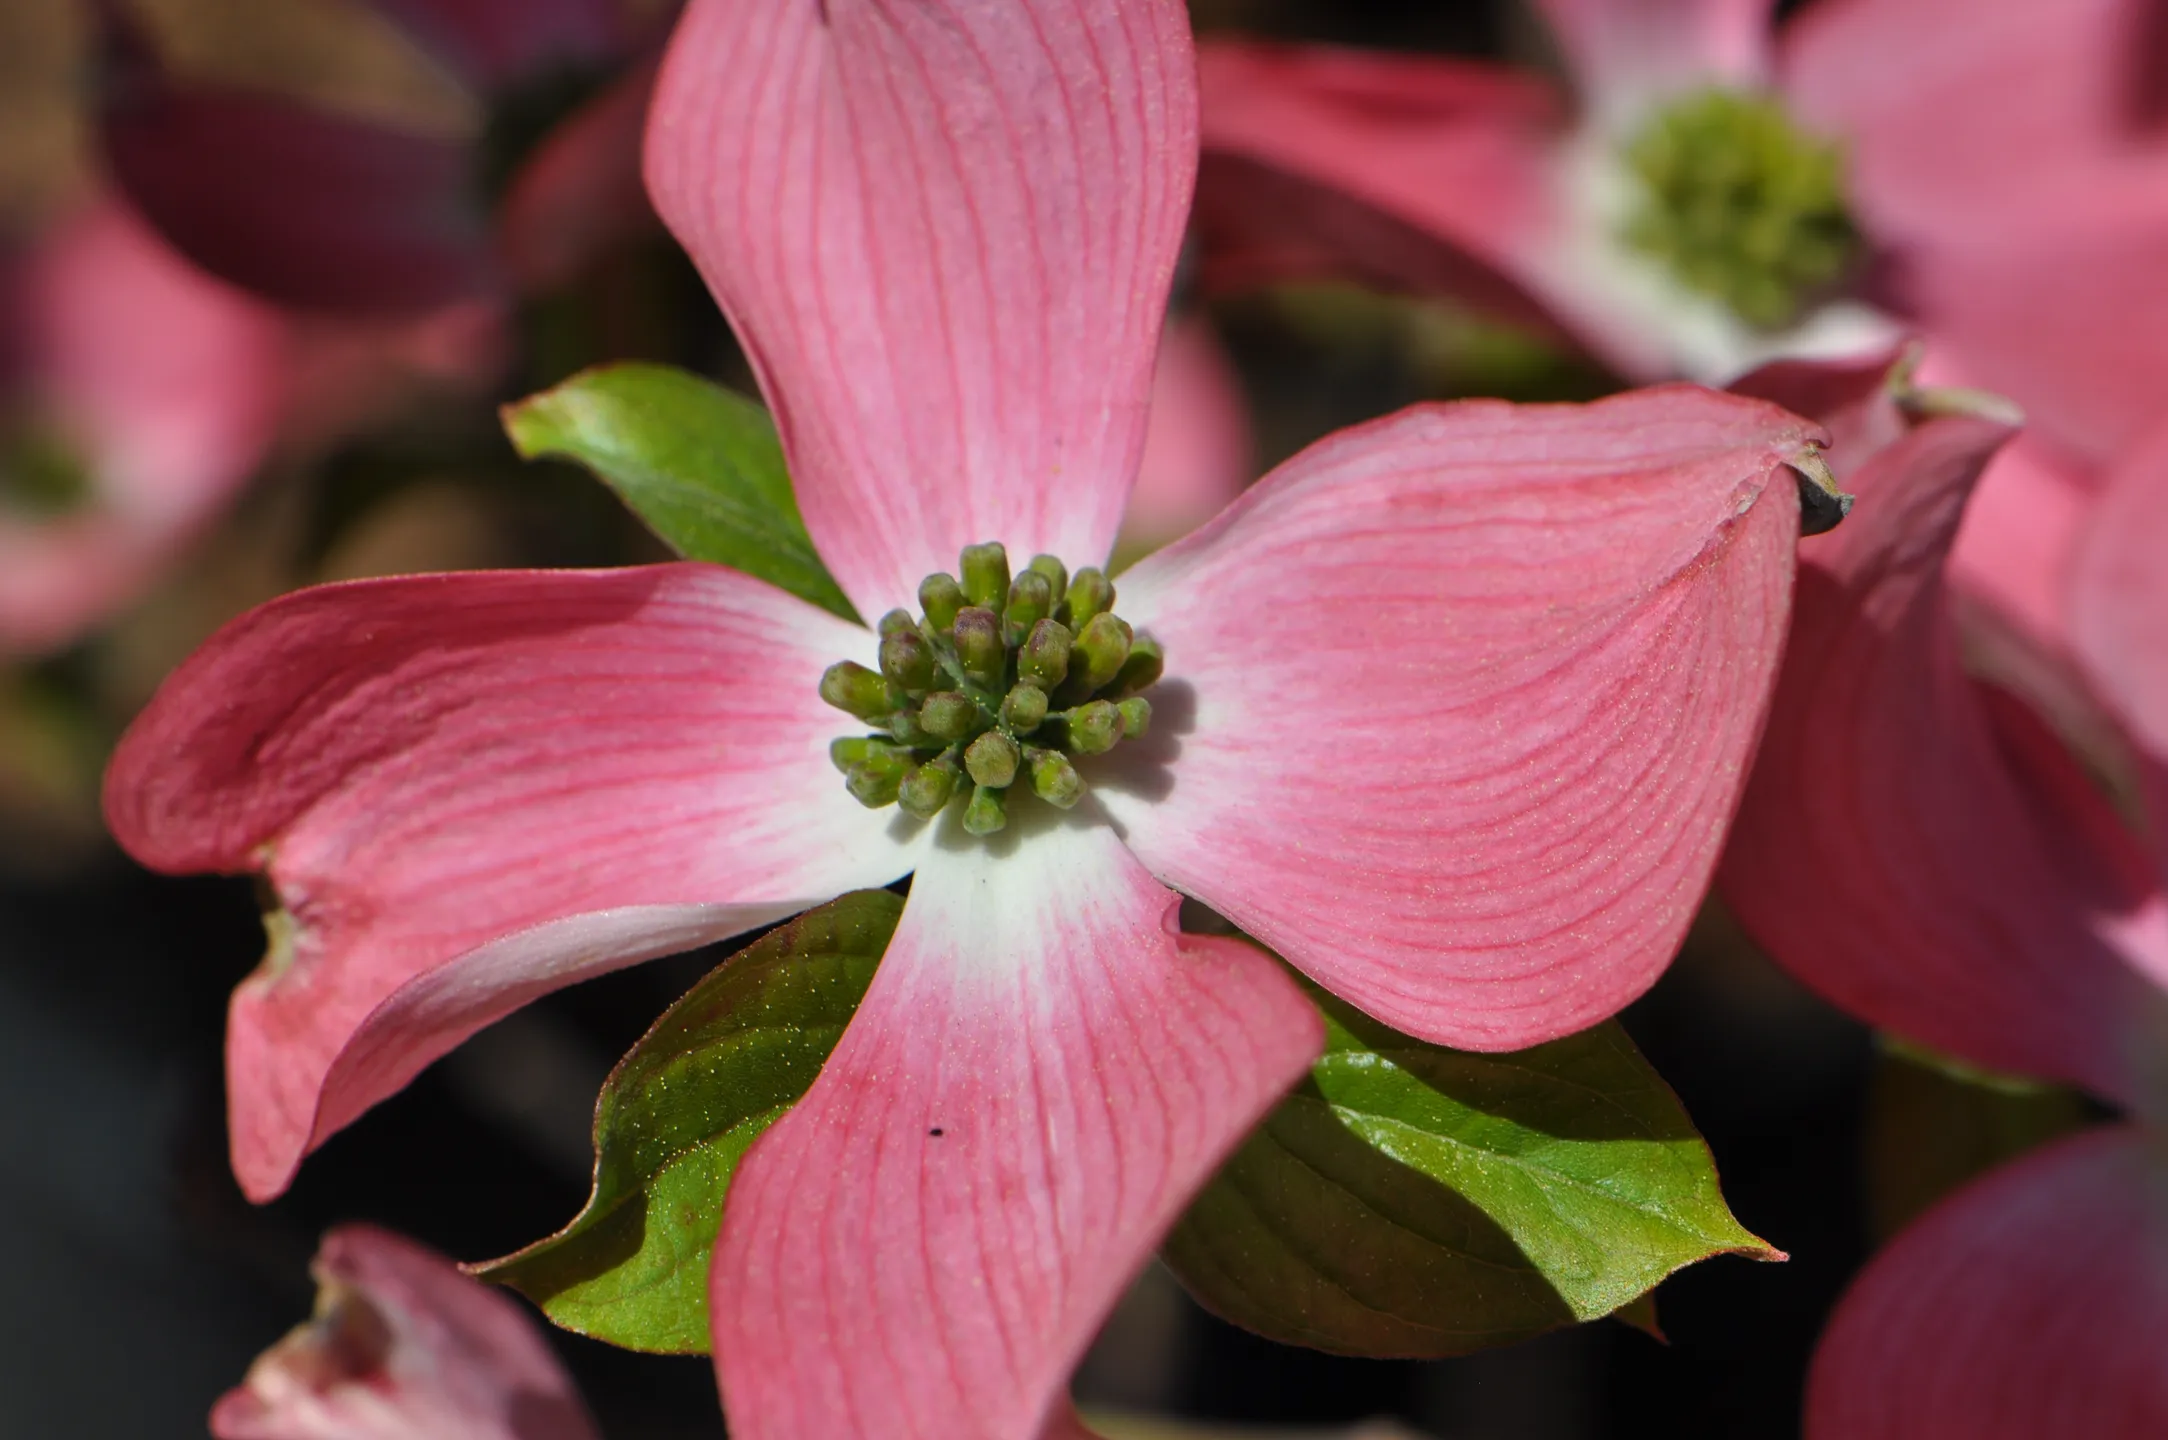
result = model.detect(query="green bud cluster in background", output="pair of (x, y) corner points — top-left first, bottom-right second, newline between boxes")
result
(1620, 89), (1860, 330)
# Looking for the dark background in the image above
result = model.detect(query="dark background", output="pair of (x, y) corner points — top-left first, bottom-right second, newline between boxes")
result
(1, 1), (1892, 1436)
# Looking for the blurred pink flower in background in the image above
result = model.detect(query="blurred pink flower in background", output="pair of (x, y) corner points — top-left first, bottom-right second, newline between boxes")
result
(1194, 0), (2168, 399)
(1193, 0), (1891, 383)
(0, 193), (503, 658)
(102, 0), (1832, 1434)
(1718, 352), (2168, 1438)
(211, 1225), (598, 1440)
(1193, 0), (2168, 732)
(0, 196), (283, 655)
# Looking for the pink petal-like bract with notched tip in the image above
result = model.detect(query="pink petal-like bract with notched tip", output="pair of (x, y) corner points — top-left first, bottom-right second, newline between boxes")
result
(1192, 40), (1565, 337)
(709, 822), (1321, 1440)
(0, 197), (285, 656)
(211, 1224), (598, 1440)
(104, 565), (919, 1201)
(642, 0), (1195, 618)
(1534, 0), (1777, 113)
(1718, 366), (2168, 1107)
(1100, 384), (1816, 1050)
(1805, 1126), (2168, 1440)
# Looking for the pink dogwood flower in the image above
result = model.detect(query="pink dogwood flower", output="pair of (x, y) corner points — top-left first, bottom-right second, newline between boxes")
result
(1193, 0), (1891, 385)
(1195, 0), (2168, 406)
(1716, 351), (2168, 1437)
(1196, 0), (2168, 857)
(211, 1225), (599, 1440)
(107, 2), (1830, 1435)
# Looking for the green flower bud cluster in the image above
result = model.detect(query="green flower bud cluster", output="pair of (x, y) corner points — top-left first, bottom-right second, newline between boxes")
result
(819, 543), (1160, 837)
(1618, 89), (1860, 331)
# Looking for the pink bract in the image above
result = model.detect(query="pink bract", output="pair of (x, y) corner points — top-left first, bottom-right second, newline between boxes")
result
(210, 1224), (598, 1440)
(107, 1), (1829, 1435)
(1721, 354), (2168, 1108)
(1785, 0), (2168, 460)
(711, 824), (1318, 1439)
(1720, 352), (2168, 1435)
(1806, 1126), (2168, 1440)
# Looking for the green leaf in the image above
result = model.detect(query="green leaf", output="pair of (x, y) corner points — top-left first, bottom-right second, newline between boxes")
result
(472, 891), (900, 1353)
(1162, 990), (1776, 1358)
(502, 362), (858, 621)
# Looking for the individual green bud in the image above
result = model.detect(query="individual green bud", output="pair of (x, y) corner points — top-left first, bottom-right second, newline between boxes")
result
(1109, 634), (1162, 697)
(1117, 695), (1152, 739)
(963, 783), (1008, 836)
(1001, 683), (1048, 734)
(877, 608), (918, 638)
(898, 754), (960, 820)
(1002, 571), (1053, 647)
(1018, 617), (1072, 689)
(1070, 612), (1133, 694)
(1028, 747), (1082, 809)
(878, 628), (937, 692)
(959, 542), (1011, 610)
(952, 607), (1005, 689)
(887, 709), (937, 747)
(918, 691), (981, 743)
(819, 661), (902, 722)
(964, 729), (1021, 789)
(829, 735), (894, 773)
(845, 749), (909, 808)
(1065, 567), (1114, 627)
(1025, 553), (1069, 600)
(1065, 699), (1122, 755)
(918, 572), (966, 633)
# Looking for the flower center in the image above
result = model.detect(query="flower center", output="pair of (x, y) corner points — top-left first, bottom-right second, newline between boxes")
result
(818, 543), (1160, 838)
(0, 418), (94, 517)
(1617, 89), (1860, 331)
